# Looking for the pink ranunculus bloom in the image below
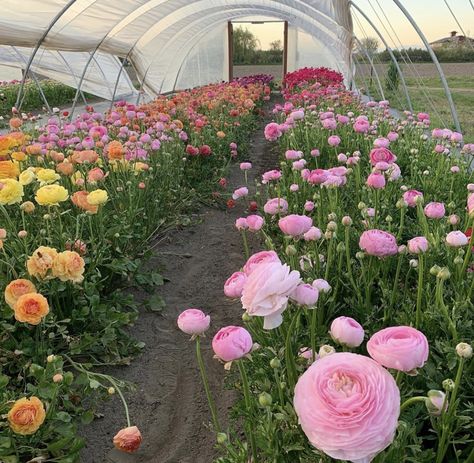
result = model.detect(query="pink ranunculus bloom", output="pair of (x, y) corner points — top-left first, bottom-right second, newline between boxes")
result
(304, 201), (315, 212)
(446, 230), (469, 247)
(290, 183), (299, 192)
(374, 161), (390, 171)
(303, 226), (322, 241)
(322, 118), (337, 130)
(87, 167), (105, 183)
(374, 137), (389, 148)
(292, 159), (306, 170)
(337, 114), (349, 124)
(307, 169), (329, 185)
(294, 352), (400, 463)
(285, 149), (303, 160)
(387, 163), (401, 181)
(310, 149), (320, 157)
(291, 283), (319, 306)
(301, 169), (310, 180)
(243, 250), (281, 275)
(426, 390), (448, 416)
(235, 218), (248, 230)
(224, 271), (247, 298)
(337, 153), (347, 163)
(232, 186), (248, 200)
(279, 214), (313, 237)
(424, 202), (445, 219)
(328, 135), (341, 147)
(369, 147), (396, 166)
(299, 347), (316, 361)
(212, 326), (253, 362)
(262, 169), (282, 184)
(113, 426), (142, 453)
(264, 122), (282, 141)
(240, 162), (252, 170)
(263, 197), (288, 215)
(407, 236), (429, 254)
(177, 308), (210, 335)
(330, 316), (364, 347)
(312, 278), (331, 293)
(367, 326), (429, 372)
(246, 214), (264, 232)
(359, 229), (398, 257)
(387, 131), (399, 142)
(366, 172), (386, 189)
(241, 261), (301, 329)
(403, 189), (423, 207)
(353, 118), (370, 133)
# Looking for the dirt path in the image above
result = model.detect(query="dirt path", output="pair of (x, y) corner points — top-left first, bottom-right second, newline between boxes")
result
(80, 98), (279, 463)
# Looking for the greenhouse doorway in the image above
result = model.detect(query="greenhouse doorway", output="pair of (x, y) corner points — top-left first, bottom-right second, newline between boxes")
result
(228, 20), (288, 81)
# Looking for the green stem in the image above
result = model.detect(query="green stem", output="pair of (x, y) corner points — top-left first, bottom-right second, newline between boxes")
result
(400, 396), (427, 413)
(241, 230), (250, 260)
(310, 309), (317, 363)
(461, 217), (474, 275)
(238, 361), (258, 463)
(386, 254), (403, 323)
(285, 310), (300, 390)
(415, 254), (424, 329)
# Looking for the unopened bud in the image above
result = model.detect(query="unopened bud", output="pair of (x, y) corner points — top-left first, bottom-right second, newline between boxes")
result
(319, 345), (336, 358)
(270, 358), (281, 369)
(258, 392), (273, 407)
(456, 342), (473, 359)
(442, 379), (455, 391)
(285, 245), (297, 256)
(53, 373), (63, 383)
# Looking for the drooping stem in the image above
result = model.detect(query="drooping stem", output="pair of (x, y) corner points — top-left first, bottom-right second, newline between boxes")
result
(238, 361), (258, 463)
(400, 396), (426, 413)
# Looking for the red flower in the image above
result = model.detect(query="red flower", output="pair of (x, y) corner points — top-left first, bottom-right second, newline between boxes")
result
(465, 228), (474, 252)
(227, 199), (236, 209)
(249, 201), (258, 212)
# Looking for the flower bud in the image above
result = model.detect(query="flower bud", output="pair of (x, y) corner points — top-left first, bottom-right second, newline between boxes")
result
(409, 259), (418, 268)
(217, 433), (228, 444)
(442, 378), (455, 391)
(47, 355), (55, 363)
(430, 265), (441, 276)
(358, 202), (366, 210)
(328, 213), (337, 221)
(425, 390), (447, 416)
(242, 312), (251, 322)
(318, 345), (336, 358)
(270, 358), (281, 369)
(456, 342), (473, 359)
(285, 245), (297, 256)
(342, 216), (352, 227)
(53, 373), (63, 383)
(258, 392), (273, 407)
(108, 387), (115, 395)
(327, 221), (337, 232)
(356, 251), (365, 260)
(454, 256), (463, 265)
(437, 268), (451, 280)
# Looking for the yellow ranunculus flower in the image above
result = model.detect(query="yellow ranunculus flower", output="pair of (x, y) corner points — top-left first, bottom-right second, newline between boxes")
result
(8, 396), (46, 435)
(27, 246), (58, 279)
(11, 151), (26, 162)
(35, 184), (69, 206)
(87, 189), (108, 206)
(0, 178), (24, 205)
(36, 168), (60, 185)
(19, 169), (36, 186)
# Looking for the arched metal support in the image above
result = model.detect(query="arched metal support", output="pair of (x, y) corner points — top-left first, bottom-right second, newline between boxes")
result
(353, 36), (385, 101)
(392, 0), (461, 133)
(15, 0), (77, 111)
(56, 51), (88, 105)
(349, 1), (412, 112)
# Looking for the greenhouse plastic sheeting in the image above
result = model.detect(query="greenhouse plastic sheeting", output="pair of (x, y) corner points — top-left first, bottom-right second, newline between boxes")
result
(0, 0), (354, 96)
(0, 46), (137, 100)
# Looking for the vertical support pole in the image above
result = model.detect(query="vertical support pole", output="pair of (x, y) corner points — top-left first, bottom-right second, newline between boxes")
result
(283, 21), (288, 78)
(392, 0), (461, 132)
(228, 21), (233, 82)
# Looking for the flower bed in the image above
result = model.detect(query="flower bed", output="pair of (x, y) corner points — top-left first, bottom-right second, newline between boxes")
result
(182, 68), (474, 462)
(0, 79), (269, 461)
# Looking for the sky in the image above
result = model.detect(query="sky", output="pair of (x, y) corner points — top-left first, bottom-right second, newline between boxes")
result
(236, 0), (474, 50)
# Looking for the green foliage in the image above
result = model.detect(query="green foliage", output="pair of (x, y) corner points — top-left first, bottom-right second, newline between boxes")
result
(386, 60), (400, 93)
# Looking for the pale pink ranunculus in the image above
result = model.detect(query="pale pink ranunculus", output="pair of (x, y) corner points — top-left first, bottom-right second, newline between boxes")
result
(367, 325), (429, 372)
(330, 316), (364, 347)
(304, 200), (315, 212)
(322, 118), (337, 130)
(243, 250), (281, 276)
(366, 172), (386, 189)
(310, 149), (320, 157)
(446, 230), (468, 247)
(235, 217), (248, 230)
(424, 202), (445, 219)
(232, 186), (248, 200)
(387, 131), (399, 142)
(292, 160), (306, 170)
(426, 390), (448, 416)
(87, 167), (105, 183)
(224, 271), (247, 298)
(177, 308), (210, 335)
(285, 149), (303, 160)
(241, 261), (301, 329)
(303, 226), (322, 241)
(403, 189), (423, 207)
(262, 169), (282, 184)
(264, 122), (282, 141)
(246, 215), (264, 232)
(312, 278), (331, 293)
(291, 283), (319, 306)
(307, 169), (328, 185)
(328, 135), (341, 147)
(278, 214), (313, 237)
(374, 137), (390, 148)
(113, 426), (142, 453)
(369, 147), (397, 166)
(387, 163), (401, 181)
(359, 230), (398, 257)
(263, 197), (288, 215)
(240, 162), (252, 170)
(294, 352), (400, 463)
(407, 236), (429, 254)
(353, 118), (370, 133)
(212, 326), (253, 362)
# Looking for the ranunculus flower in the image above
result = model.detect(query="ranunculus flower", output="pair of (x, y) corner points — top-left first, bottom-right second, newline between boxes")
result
(224, 271), (247, 298)
(177, 308), (210, 335)
(71, 190), (99, 214)
(359, 230), (398, 257)
(262, 169), (281, 184)
(232, 186), (248, 200)
(446, 230), (468, 247)
(369, 147), (396, 166)
(367, 326), (429, 372)
(27, 246), (58, 280)
(312, 279), (331, 293)
(87, 189), (108, 205)
(246, 215), (264, 232)
(330, 316), (364, 347)
(35, 184), (69, 206)
(52, 250), (85, 283)
(87, 167), (105, 183)
(243, 250), (281, 275)
(36, 168), (60, 185)
(353, 118), (370, 133)
(291, 283), (319, 306)
(294, 352), (400, 463)
(366, 172), (386, 189)
(264, 122), (282, 141)
(278, 214), (312, 237)
(241, 261), (301, 329)
(403, 189), (423, 207)
(8, 397), (46, 435)
(0, 178), (24, 205)
(4, 279), (37, 308)
(263, 197), (288, 215)
(212, 326), (253, 362)
(113, 426), (142, 453)
(240, 162), (252, 170)
(303, 226), (322, 241)
(407, 236), (429, 254)
(426, 390), (447, 416)
(14, 293), (49, 325)
(327, 135), (341, 147)
(235, 217), (248, 230)
(468, 193), (474, 216)
(424, 202), (445, 219)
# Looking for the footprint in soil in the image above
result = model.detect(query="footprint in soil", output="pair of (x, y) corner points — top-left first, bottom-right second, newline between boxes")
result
(80, 98), (280, 463)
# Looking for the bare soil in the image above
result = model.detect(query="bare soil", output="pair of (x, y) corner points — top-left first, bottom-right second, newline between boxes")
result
(80, 99), (279, 463)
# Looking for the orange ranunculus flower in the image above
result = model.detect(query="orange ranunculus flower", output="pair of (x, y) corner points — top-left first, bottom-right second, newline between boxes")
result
(4, 279), (37, 308)
(9, 118), (22, 130)
(14, 293), (49, 325)
(71, 190), (99, 214)
(52, 250), (85, 283)
(113, 426), (142, 453)
(107, 141), (124, 160)
(8, 397), (46, 435)
(27, 246), (58, 280)
(70, 150), (98, 164)
(25, 144), (42, 156)
(0, 160), (20, 179)
(56, 161), (74, 176)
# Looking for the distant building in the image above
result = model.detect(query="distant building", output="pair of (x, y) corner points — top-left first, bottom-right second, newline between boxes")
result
(430, 31), (474, 49)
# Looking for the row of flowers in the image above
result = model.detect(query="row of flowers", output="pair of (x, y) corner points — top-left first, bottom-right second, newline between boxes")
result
(0, 80), (270, 460)
(181, 68), (474, 462)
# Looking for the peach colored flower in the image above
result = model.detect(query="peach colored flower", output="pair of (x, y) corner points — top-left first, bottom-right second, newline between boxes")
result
(71, 190), (99, 214)
(113, 426), (142, 453)
(4, 279), (37, 308)
(14, 293), (49, 325)
(8, 397), (46, 435)
(27, 246), (58, 279)
(52, 250), (85, 283)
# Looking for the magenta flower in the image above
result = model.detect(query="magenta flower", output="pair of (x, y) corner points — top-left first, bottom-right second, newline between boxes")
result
(212, 326), (253, 362)
(424, 202), (445, 219)
(369, 147), (396, 166)
(246, 215), (264, 232)
(366, 172), (386, 189)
